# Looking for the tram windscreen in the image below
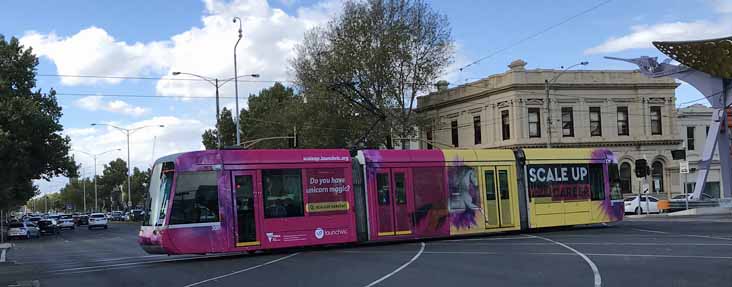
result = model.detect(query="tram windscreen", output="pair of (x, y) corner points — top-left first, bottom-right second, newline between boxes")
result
(144, 161), (175, 226)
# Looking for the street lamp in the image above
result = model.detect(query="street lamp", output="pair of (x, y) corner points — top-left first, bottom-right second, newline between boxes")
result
(91, 123), (164, 211)
(545, 61), (589, 148)
(233, 16), (244, 146)
(171, 71), (259, 148)
(74, 148), (121, 212)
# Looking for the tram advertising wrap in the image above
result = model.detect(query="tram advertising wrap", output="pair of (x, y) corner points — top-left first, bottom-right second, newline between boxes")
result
(527, 164), (591, 201)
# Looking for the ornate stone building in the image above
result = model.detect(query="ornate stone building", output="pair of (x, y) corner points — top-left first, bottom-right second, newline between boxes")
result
(416, 59), (692, 198)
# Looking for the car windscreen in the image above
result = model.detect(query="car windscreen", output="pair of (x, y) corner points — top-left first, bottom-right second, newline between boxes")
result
(38, 221), (52, 226)
(90, 214), (105, 218)
(9, 223), (24, 228)
(624, 197), (635, 201)
(672, 195), (686, 199)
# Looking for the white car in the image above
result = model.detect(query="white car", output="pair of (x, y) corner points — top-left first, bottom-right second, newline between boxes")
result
(670, 193), (714, 202)
(88, 213), (108, 230)
(624, 195), (660, 214)
(8, 222), (40, 239)
(58, 215), (76, 230)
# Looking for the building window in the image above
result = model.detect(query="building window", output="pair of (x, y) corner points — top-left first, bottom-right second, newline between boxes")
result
(651, 161), (664, 194)
(528, 108), (541, 138)
(262, 169), (304, 218)
(706, 126), (710, 136)
(687, 126), (695, 151)
(169, 171), (220, 225)
(426, 127), (433, 150)
(590, 107), (602, 136)
(651, 106), (662, 135)
(617, 107), (629, 136)
(501, 110), (510, 140)
(619, 162), (631, 194)
(561, 107), (574, 137)
(451, 120), (459, 147)
(473, 116), (482, 145)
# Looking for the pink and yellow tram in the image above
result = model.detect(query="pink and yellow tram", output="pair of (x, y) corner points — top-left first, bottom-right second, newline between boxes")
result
(139, 148), (624, 255)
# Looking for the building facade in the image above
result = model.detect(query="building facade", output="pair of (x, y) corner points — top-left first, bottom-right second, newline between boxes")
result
(676, 104), (727, 198)
(415, 59), (719, 198)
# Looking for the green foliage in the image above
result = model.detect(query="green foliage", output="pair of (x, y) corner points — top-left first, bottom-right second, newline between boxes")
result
(291, 0), (454, 148)
(202, 107), (237, 149)
(0, 34), (77, 210)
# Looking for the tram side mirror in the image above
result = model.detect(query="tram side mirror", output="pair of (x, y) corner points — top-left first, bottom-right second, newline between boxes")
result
(634, 159), (648, 178)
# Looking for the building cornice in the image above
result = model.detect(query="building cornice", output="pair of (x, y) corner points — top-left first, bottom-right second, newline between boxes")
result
(476, 139), (684, 150)
(417, 82), (680, 112)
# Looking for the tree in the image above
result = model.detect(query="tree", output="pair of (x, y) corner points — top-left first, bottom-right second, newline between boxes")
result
(129, 167), (150, 209)
(0, 35), (77, 211)
(97, 158), (128, 211)
(202, 107), (236, 149)
(291, 0), (454, 148)
(239, 82), (303, 149)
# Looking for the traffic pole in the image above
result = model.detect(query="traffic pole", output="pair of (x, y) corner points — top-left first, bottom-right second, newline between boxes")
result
(684, 173), (689, 210)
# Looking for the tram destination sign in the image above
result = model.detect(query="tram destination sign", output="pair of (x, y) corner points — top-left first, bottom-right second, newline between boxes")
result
(527, 164), (591, 201)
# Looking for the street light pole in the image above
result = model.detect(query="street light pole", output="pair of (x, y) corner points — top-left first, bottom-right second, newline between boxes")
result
(545, 61), (589, 148)
(74, 148), (119, 212)
(172, 71), (259, 148)
(91, 123), (163, 212)
(234, 16), (243, 146)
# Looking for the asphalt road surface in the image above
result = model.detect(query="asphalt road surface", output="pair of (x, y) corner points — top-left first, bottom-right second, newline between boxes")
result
(2, 215), (732, 287)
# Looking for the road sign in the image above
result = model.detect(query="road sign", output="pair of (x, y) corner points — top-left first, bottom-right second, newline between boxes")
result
(642, 183), (650, 194)
(680, 161), (690, 174)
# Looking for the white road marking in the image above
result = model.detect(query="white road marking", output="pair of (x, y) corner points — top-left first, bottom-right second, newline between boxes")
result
(363, 242), (425, 287)
(529, 235), (602, 287)
(632, 228), (669, 234)
(429, 241), (732, 246)
(49, 254), (230, 273)
(422, 250), (732, 260)
(444, 236), (535, 242)
(632, 228), (732, 241)
(1, 248), (6, 263)
(182, 253), (299, 287)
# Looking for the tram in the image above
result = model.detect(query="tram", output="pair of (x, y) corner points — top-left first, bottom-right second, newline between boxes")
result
(139, 148), (624, 255)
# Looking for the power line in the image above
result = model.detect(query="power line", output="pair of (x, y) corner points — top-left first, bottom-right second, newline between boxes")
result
(37, 74), (293, 83)
(453, 0), (614, 73)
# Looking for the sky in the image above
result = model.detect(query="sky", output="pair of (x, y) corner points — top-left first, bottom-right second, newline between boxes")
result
(2, 0), (730, 195)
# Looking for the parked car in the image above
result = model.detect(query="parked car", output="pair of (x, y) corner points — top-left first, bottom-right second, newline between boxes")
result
(8, 222), (40, 239)
(624, 195), (660, 214)
(670, 193), (714, 202)
(78, 215), (89, 226)
(129, 209), (144, 221)
(28, 217), (42, 225)
(110, 211), (124, 221)
(58, 216), (76, 230)
(38, 219), (60, 235)
(88, 213), (108, 230)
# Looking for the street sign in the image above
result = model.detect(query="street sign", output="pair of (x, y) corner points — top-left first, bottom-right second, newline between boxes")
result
(642, 183), (650, 194)
(680, 161), (690, 174)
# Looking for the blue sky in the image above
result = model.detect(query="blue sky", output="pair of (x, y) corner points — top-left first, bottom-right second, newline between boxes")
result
(2, 0), (730, 194)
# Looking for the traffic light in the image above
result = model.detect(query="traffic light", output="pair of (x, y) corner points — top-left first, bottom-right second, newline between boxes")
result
(635, 159), (649, 178)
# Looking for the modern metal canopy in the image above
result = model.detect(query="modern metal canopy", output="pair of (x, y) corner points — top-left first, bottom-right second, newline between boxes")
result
(606, 36), (732, 200)
(653, 36), (732, 79)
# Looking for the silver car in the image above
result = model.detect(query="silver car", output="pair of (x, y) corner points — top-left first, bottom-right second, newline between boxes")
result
(8, 222), (41, 239)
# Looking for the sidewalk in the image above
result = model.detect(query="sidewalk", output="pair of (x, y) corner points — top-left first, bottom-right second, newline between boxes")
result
(625, 207), (732, 219)
(0, 242), (11, 263)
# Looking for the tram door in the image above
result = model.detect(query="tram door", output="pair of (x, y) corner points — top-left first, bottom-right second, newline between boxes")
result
(482, 166), (514, 228)
(374, 168), (413, 237)
(232, 171), (261, 247)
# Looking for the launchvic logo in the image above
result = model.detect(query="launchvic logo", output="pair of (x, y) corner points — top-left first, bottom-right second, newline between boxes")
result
(315, 227), (348, 240)
(314, 228), (324, 239)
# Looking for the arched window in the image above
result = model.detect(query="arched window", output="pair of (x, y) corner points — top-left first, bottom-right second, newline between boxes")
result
(619, 162), (632, 194)
(652, 161), (664, 194)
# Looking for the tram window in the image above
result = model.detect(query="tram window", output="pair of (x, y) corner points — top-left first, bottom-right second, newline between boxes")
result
(377, 173), (389, 205)
(498, 170), (509, 200)
(608, 163), (623, 200)
(169, 171), (220, 225)
(395, 173), (406, 204)
(262, 169), (304, 218)
(484, 170), (496, 200)
(589, 164), (605, 201)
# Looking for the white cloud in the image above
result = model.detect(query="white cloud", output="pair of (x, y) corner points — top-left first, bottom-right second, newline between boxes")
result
(20, 0), (341, 105)
(74, 96), (149, 117)
(20, 27), (171, 85)
(711, 0), (732, 13)
(586, 2), (732, 55)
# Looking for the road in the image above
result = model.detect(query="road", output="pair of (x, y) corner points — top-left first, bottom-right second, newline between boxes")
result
(2, 215), (732, 287)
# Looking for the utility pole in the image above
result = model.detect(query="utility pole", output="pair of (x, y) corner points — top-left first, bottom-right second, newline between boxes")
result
(545, 79), (552, 148)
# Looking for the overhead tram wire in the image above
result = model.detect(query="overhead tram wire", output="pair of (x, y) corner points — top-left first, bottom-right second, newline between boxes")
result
(36, 74), (293, 84)
(451, 0), (614, 74)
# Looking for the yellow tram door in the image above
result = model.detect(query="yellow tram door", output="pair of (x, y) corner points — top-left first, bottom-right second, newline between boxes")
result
(482, 166), (515, 228)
